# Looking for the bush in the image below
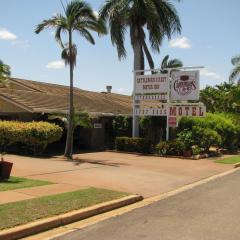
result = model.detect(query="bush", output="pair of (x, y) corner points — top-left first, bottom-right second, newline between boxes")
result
(192, 146), (203, 155)
(112, 116), (132, 137)
(178, 113), (239, 151)
(177, 130), (194, 151)
(155, 140), (185, 156)
(192, 126), (222, 152)
(0, 121), (63, 154)
(115, 137), (151, 153)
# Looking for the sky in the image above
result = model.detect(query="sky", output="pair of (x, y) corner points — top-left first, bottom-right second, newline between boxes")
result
(0, 0), (239, 95)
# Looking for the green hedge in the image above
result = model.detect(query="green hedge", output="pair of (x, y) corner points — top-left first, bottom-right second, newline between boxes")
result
(115, 137), (151, 153)
(178, 113), (240, 151)
(155, 140), (185, 156)
(0, 121), (63, 154)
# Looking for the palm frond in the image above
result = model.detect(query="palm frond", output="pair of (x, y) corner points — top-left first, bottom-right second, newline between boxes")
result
(61, 44), (78, 67)
(161, 55), (170, 69)
(0, 60), (11, 86)
(231, 55), (240, 66)
(229, 64), (240, 83)
(76, 28), (95, 44)
(35, 14), (67, 34)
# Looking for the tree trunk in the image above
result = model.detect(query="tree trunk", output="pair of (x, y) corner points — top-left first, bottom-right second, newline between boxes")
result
(142, 41), (155, 74)
(64, 31), (74, 159)
(131, 27), (143, 137)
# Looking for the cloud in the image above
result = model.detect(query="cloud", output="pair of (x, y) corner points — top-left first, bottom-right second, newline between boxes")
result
(169, 37), (191, 49)
(200, 69), (224, 81)
(46, 60), (65, 69)
(117, 88), (124, 93)
(93, 10), (99, 18)
(11, 40), (30, 49)
(0, 28), (17, 41)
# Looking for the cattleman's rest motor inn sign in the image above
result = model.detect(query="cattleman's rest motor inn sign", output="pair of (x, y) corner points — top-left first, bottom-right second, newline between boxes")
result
(133, 69), (206, 119)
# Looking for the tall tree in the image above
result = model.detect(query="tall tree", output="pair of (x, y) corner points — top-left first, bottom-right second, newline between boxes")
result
(0, 60), (11, 85)
(100, 0), (181, 136)
(229, 55), (240, 84)
(100, 0), (181, 72)
(35, 0), (106, 159)
(160, 55), (183, 73)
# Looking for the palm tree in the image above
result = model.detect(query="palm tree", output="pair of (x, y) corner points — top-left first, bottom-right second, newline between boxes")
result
(100, 0), (181, 72)
(0, 60), (11, 85)
(229, 55), (240, 84)
(35, 0), (106, 159)
(160, 55), (183, 73)
(100, 0), (181, 136)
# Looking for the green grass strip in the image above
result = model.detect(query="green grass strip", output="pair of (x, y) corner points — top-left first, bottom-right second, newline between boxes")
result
(0, 187), (128, 230)
(0, 177), (53, 192)
(215, 156), (240, 164)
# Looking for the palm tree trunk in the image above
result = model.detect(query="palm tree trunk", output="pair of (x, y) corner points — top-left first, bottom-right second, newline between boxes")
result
(64, 31), (74, 159)
(131, 27), (143, 137)
(142, 41), (155, 73)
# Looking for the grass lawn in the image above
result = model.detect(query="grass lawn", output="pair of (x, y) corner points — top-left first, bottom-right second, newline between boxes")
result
(0, 187), (128, 230)
(0, 177), (53, 192)
(215, 156), (240, 164)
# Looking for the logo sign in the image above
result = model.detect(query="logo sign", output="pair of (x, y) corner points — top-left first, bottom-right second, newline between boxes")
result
(135, 74), (169, 100)
(169, 105), (206, 117)
(168, 117), (178, 128)
(171, 71), (199, 101)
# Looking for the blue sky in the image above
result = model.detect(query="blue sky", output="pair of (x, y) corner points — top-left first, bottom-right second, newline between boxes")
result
(0, 0), (239, 95)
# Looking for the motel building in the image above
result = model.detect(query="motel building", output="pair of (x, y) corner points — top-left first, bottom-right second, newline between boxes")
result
(0, 78), (132, 150)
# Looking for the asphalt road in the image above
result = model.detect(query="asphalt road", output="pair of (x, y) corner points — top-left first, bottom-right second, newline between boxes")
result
(54, 170), (240, 240)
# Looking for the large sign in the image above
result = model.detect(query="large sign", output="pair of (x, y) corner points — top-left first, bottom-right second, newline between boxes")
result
(135, 74), (169, 100)
(171, 71), (199, 101)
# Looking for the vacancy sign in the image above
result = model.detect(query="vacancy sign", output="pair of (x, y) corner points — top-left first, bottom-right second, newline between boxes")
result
(135, 74), (169, 100)
(171, 71), (200, 101)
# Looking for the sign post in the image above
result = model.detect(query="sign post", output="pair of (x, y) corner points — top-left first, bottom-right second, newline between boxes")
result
(132, 66), (205, 141)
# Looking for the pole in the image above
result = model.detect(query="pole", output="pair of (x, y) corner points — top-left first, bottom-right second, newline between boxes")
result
(132, 71), (139, 137)
(166, 115), (169, 141)
(166, 69), (171, 141)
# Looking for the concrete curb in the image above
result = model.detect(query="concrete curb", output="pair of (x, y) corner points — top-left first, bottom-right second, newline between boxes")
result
(0, 195), (143, 240)
(234, 163), (240, 168)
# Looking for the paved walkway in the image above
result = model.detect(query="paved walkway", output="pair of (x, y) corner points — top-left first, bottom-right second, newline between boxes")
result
(53, 169), (240, 240)
(3, 152), (232, 201)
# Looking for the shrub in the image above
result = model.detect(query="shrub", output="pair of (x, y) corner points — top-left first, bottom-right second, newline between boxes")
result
(112, 116), (132, 137)
(178, 113), (239, 151)
(192, 126), (222, 152)
(0, 121), (63, 154)
(192, 146), (203, 155)
(115, 137), (151, 153)
(155, 140), (185, 156)
(177, 130), (194, 151)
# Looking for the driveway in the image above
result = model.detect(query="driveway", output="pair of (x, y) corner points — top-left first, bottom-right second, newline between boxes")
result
(8, 152), (232, 197)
